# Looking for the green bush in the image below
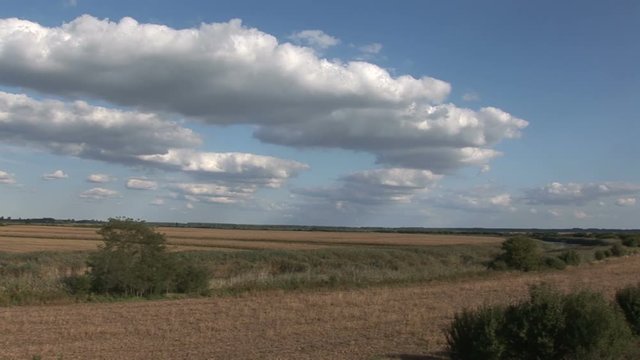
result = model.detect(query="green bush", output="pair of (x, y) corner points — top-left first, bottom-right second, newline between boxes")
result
(616, 284), (640, 335)
(502, 285), (566, 359)
(61, 274), (92, 295)
(490, 237), (541, 271)
(543, 256), (566, 270)
(620, 235), (640, 248)
(446, 306), (506, 360)
(594, 250), (607, 261)
(558, 290), (633, 359)
(445, 286), (635, 360)
(174, 262), (210, 294)
(86, 218), (210, 297)
(558, 250), (581, 266)
(610, 243), (627, 257)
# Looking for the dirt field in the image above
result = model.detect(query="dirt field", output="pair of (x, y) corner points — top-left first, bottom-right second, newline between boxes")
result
(2, 255), (639, 359)
(0, 225), (504, 252)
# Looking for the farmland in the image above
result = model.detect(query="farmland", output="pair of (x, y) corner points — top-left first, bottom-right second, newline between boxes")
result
(2, 255), (640, 359)
(1, 223), (639, 359)
(0, 225), (504, 252)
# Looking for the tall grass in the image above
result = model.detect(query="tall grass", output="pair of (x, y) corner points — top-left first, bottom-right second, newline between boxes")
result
(0, 245), (499, 305)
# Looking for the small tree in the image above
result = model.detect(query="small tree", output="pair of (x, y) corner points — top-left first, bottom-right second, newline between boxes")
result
(88, 218), (176, 296)
(491, 237), (541, 271)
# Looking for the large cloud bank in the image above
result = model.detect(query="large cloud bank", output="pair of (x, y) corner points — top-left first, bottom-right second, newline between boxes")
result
(0, 15), (527, 173)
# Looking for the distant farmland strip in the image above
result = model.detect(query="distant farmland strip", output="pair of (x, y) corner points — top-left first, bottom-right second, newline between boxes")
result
(0, 225), (504, 253)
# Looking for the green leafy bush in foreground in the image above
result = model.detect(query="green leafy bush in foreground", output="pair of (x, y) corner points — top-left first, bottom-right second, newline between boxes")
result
(446, 285), (635, 360)
(616, 284), (640, 336)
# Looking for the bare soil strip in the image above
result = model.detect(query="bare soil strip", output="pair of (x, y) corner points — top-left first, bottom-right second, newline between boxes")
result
(1, 256), (638, 360)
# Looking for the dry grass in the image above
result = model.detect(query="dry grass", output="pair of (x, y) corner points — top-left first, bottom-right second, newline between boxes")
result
(2, 255), (639, 359)
(0, 225), (503, 252)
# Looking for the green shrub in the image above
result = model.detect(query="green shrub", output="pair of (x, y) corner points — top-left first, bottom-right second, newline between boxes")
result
(594, 250), (607, 261)
(616, 284), (640, 335)
(558, 250), (581, 266)
(543, 256), (566, 270)
(502, 285), (566, 359)
(490, 237), (541, 271)
(559, 290), (633, 359)
(174, 263), (210, 294)
(445, 286), (635, 360)
(610, 243), (627, 257)
(61, 274), (91, 295)
(87, 218), (210, 297)
(620, 235), (640, 248)
(446, 305), (506, 360)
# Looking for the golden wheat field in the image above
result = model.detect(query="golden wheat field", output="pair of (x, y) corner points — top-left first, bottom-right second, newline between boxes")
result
(0, 224), (504, 252)
(2, 255), (640, 359)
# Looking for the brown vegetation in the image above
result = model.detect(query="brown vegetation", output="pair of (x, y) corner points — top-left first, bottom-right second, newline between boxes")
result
(1, 255), (639, 359)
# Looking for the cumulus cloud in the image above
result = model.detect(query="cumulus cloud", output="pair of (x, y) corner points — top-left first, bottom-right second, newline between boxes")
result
(87, 173), (112, 183)
(289, 30), (340, 49)
(431, 186), (515, 212)
(294, 168), (441, 206)
(0, 16), (526, 172)
(462, 92), (480, 102)
(0, 170), (15, 184)
(525, 182), (640, 205)
(359, 43), (382, 54)
(574, 210), (589, 219)
(170, 182), (256, 204)
(255, 105), (526, 172)
(616, 197), (637, 207)
(0, 91), (306, 186)
(138, 149), (308, 187)
(0, 92), (200, 163)
(149, 197), (165, 206)
(79, 187), (118, 200)
(42, 169), (68, 180)
(125, 178), (157, 190)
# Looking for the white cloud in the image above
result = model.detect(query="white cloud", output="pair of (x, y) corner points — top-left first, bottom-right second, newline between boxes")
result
(574, 210), (589, 219)
(462, 92), (480, 102)
(0, 91), (306, 187)
(256, 105), (526, 172)
(87, 173), (112, 183)
(294, 168), (441, 206)
(548, 209), (561, 217)
(431, 186), (514, 212)
(0, 92), (200, 163)
(0, 16), (526, 172)
(289, 30), (340, 49)
(0, 170), (16, 184)
(126, 178), (157, 190)
(64, 0), (78, 7)
(525, 182), (640, 205)
(170, 182), (256, 204)
(42, 170), (68, 180)
(138, 149), (308, 187)
(616, 197), (637, 207)
(359, 43), (382, 54)
(79, 187), (118, 200)
(149, 197), (165, 206)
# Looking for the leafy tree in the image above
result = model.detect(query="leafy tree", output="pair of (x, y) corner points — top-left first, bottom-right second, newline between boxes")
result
(490, 237), (541, 271)
(88, 218), (178, 296)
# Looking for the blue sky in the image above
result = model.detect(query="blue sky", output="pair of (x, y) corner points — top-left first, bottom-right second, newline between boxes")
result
(0, 0), (638, 228)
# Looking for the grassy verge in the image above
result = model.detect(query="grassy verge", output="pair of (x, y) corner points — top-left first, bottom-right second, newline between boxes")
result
(0, 244), (500, 305)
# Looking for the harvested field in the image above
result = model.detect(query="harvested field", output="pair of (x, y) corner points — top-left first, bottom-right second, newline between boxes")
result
(2, 255), (639, 359)
(0, 225), (504, 252)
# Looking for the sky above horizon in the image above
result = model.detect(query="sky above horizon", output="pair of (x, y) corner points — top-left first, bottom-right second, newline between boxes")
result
(0, 0), (638, 228)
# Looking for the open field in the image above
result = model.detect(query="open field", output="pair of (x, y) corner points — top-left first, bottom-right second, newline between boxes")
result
(1, 255), (639, 359)
(0, 225), (504, 252)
